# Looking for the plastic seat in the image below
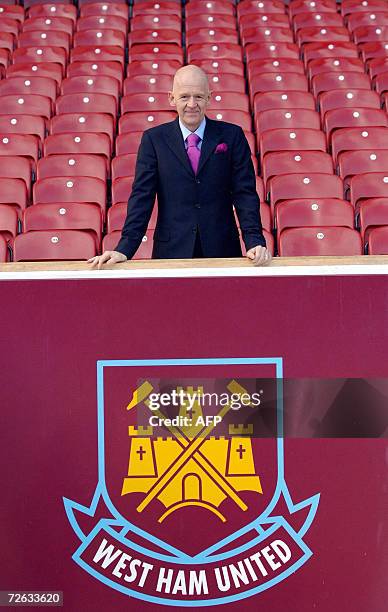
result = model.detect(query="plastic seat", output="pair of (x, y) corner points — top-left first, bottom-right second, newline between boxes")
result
(253, 91), (316, 114)
(324, 108), (388, 144)
(0, 5), (24, 23)
(12, 47), (67, 76)
(74, 29), (126, 49)
(347, 12), (388, 32)
(249, 73), (309, 103)
(187, 14), (236, 30)
(118, 112), (176, 134)
(269, 173), (343, 212)
(27, 4), (77, 22)
(23, 203), (103, 248)
(303, 42), (359, 66)
(358, 41), (388, 64)
(0, 204), (19, 243)
(14, 229), (97, 261)
(292, 11), (343, 33)
(33, 176), (107, 214)
(289, 0), (337, 19)
(312, 71), (372, 99)
(239, 13), (289, 34)
(55, 92), (117, 122)
(67, 61), (123, 87)
(129, 29), (181, 46)
(0, 17), (20, 38)
(121, 92), (172, 114)
(242, 27), (294, 47)
(0, 177), (28, 215)
(367, 226), (388, 254)
(128, 44), (183, 63)
(60, 75), (120, 103)
(0, 233), (8, 262)
(112, 156), (137, 181)
(278, 226), (363, 256)
(205, 73), (248, 93)
(0, 76), (57, 104)
(126, 59), (181, 77)
(0, 115), (46, 143)
(368, 57), (388, 80)
(262, 150), (334, 190)
(6, 62), (63, 86)
(131, 14), (181, 31)
(307, 57), (365, 81)
(71, 46), (125, 67)
(0, 134), (40, 171)
(358, 198), (388, 240)
(331, 127), (388, 165)
(0, 48), (9, 71)
(0, 156), (32, 198)
(259, 128), (327, 162)
(112, 179), (136, 207)
(379, 91), (388, 111)
(0, 32), (15, 54)
(341, 0), (387, 18)
(0, 93), (52, 120)
(247, 58), (305, 82)
(37, 154), (107, 182)
(103, 229), (154, 259)
(193, 58), (244, 78)
(206, 109), (252, 131)
(18, 30), (71, 55)
(319, 89), (381, 120)
(374, 73), (388, 96)
(49, 113), (115, 146)
(187, 43), (243, 63)
(353, 25), (388, 44)
(276, 198), (355, 234)
(349, 172), (388, 208)
(186, 28), (238, 47)
(297, 26), (350, 47)
(43, 133), (111, 173)
(208, 92), (250, 113)
(80, 2), (129, 21)
(255, 109), (321, 138)
(338, 150), (388, 192)
(245, 42), (299, 63)
(115, 132), (143, 156)
(22, 16), (74, 36)
(123, 74), (173, 96)
(77, 15), (128, 34)
(186, 1), (235, 17)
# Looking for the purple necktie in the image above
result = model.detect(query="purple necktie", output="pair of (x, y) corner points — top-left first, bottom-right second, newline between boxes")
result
(186, 133), (201, 175)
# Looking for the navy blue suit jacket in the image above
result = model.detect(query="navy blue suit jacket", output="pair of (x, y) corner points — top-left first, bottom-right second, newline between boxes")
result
(115, 116), (266, 259)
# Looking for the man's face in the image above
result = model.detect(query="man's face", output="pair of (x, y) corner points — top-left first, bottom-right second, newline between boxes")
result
(168, 74), (211, 131)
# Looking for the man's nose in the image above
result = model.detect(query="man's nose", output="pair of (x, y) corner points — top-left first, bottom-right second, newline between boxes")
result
(187, 96), (197, 107)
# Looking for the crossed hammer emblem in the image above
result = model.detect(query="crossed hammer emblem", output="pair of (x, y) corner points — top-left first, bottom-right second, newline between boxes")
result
(126, 380), (253, 513)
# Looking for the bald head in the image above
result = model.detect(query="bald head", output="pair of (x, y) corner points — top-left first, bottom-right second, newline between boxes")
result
(168, 64), (211, 131)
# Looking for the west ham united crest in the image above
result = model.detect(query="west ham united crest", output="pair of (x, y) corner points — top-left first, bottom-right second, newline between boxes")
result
(64, 358), (320, 606)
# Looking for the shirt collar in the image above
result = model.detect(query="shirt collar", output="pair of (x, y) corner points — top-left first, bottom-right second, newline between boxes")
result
(179, 117), (206, 142)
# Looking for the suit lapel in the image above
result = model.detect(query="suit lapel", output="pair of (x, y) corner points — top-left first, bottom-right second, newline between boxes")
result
(197, 118), (223, 175)
(164, 118), (195, 177)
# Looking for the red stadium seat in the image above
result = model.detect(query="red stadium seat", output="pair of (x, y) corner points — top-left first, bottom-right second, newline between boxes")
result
(353, 25), (388, 44)
(111, 158), (136, 182)
(324, 108), (388, 144)
(12, 46), (67, 76)
(0, 48), (9, 71)
(43, 133), (111, 173)
(367, 226), (388, 254)
(55, 92), (117, 121)
(292, 11), (343, 33)
(128, 43), (183, 63)
(247, 58), (305, 81)
(186, 1), (234, 17)
(289, 0), (337, 19)
(0, 134), (40, 171)
(0, 156), (32, 198)
(103, 229), (154, 259)
(115, 133), (144, 156)
(307, 57), (365, 81)
(341, 0), (387, 18)
(0, 93), (52, 120)
(27, 4), (77, 22)
(358, 198), (388, 240)
(121, 92), (171, 114)
(187, 14), (236, 30)
(0, 233), (8, 262)
(37, 154), (107, 182)
(255, 109), (321, 138)
(368, 57), (388, 80)
(108, 201), (158, 231)
(0, 115), (46, 143)
(131, 14), (181, 31)
(74, 29), (126, 49)
(0, 5), (24, 23)
(111, 179), (136, 207)
(206, 73), (248, 93)
(0, 17), (20, 38)
(338, 149), (388, 192)
(18, 30), (71, 55)
(347, 11), (388, 32)
(278, 226), (362, 256)
(208, 92), (250, 112)
(262, 150), (334, 190)
(33, 176), (107, 214)
(126, 59), (181, 77)
(319, 89), (380, 120)
(14, 230), (97, 261)
(129, 29), (181, 46)
(193, 58), (244, 78)
(111, 153), (137, 179)
(118, 112), (176, 134)
(312, 72), (372, 100)
(123, 74), (173, 95)
(249, 72), (309, 103)
(0, 177), (28, 215)
(381, 92), (388, 112)
(60, 75), (120, 103)
(6, 62), (63, 86)
(349, 172), (388, 208)
(276, 198), (354, 234)
(303, 42), (359, 66)
(206, 109), (252, 131)
(269, 173), (343, 212)
(77, 15), (127, 34)
(23, 16), (74, 36)
(242, 27), (294, 47)
(23, 203), (103, 247)
(253, 91), (316, 114)
(0, 76), (57, 104)
(80, 2), (129, 21)
(374, 73), (388, 96)
(186, 28), (238, 47)
(49, 113), (115, 146)
(187, 43), (243, 63)
(256, 177), (265, 204)
(239, 13), (289, 34)
(71, 46), (125, 67)
(0, 204), (19, 242)
(67, 60), (123, 86)
(259, 128), (327, 162)
(331, 127), (388, 165)
(0, 32), (15, 54)
(358, 41), (388, 65)
(297, 26), (350, 47)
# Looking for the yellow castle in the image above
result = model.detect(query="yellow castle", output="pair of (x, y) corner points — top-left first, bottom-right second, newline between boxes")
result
(121, 387), (262, 523)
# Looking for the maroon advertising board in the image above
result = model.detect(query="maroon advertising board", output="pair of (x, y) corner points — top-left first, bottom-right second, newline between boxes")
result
(0, 272), (387, 611)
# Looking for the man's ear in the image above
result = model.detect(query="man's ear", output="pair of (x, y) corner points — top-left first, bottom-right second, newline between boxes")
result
(168, 91), (176, 107)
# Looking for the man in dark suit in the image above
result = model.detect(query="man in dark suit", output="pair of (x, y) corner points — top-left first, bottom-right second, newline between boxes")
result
(89, 65), (271, 267)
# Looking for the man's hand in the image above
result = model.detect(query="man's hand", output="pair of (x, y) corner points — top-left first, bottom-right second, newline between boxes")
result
(246, 245), (272, 266)
(88, 250), (128, 269)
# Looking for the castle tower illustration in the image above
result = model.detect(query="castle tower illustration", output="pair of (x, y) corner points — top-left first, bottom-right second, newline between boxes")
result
(122, 387), (262, 522)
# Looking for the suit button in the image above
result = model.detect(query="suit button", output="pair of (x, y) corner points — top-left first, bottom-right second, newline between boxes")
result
(195, 203), (201, 209)
(196, 179), (201, 184)
(192, 227), (197, 233)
